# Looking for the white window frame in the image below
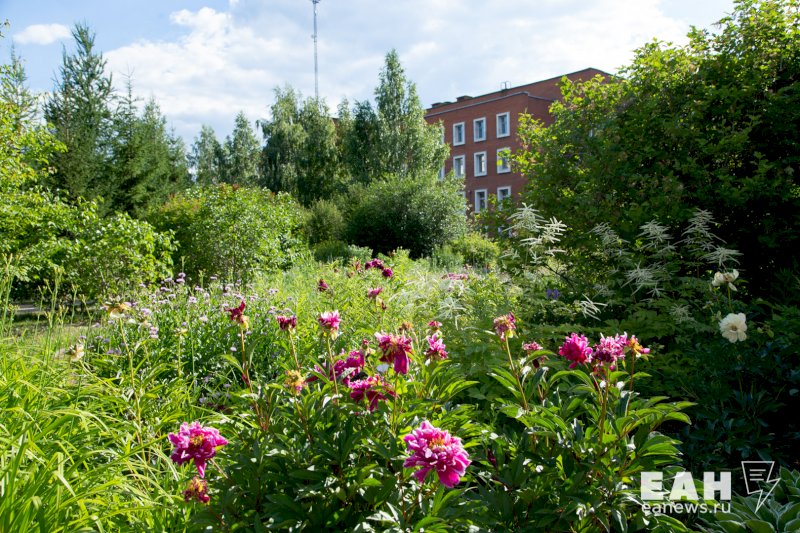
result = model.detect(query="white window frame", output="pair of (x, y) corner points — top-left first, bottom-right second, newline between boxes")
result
(474, 189), (488, 213)
(497, 186), (512, 202)
(452, 122), (465, 146)
(496, 112), (510, 138)
(473, 117), (486, 142)
(473, 151), (487, 177)
(453, 155), (466, 178)
(497, 148), (511, 173)
(438, 165), (445, 180)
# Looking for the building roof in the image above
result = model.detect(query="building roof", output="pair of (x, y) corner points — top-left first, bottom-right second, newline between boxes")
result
(425, 67), (609, 118)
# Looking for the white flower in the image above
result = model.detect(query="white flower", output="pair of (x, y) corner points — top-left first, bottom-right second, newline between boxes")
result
(712, 270), (739, 291)
(719, 313), (747, 343)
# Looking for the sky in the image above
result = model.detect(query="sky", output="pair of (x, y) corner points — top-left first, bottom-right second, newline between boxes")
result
(1, 0), (736, 146)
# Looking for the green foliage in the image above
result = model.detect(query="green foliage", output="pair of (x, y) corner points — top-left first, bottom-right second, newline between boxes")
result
(448, 231), (500, 268)
(222, 111), (261, 186)
(312, 240), (372, 263)
(344, 173), (467, 258)
(304, 198), (345, 244)
(189, 124), (226, 185)
(148, 185), (307, 282)
(513, 0), (800, 301)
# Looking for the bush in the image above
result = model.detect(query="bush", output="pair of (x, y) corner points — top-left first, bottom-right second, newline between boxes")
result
(312, 240), (372, 263)
(449, 231), (500, 268)
(149, 185), (307, 282)
(344, 173), (467, 258)
(304, 198), (345, 245)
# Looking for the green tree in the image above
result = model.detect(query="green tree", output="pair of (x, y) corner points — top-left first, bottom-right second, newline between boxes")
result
(1, 46), (37, 131)
(513, 0), (800, 299)
(260, 86), (304, 195)
(338, 99), (381, 185)
(189, 124), (225, 185)
(222, 111), (261, 186)
(44, 23), (114, 203)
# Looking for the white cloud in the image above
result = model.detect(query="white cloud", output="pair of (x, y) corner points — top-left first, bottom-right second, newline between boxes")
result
(14, 23), (71, 45)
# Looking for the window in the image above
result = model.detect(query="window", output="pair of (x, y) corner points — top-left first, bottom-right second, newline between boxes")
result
(453, 155), (465, 178)
(497, 148), (511, 173)
(438, 166), (445, 180)
(474, 152), (487, 176)
(453, 122), (465, 146)
(473, 117), (486, 142)
(496, 112), (510, 138)
(497, 186), (512, 202)
(474, 189), (487, 213)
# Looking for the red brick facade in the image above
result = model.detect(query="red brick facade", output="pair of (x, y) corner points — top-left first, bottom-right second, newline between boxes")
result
(424, 68), (607, 213)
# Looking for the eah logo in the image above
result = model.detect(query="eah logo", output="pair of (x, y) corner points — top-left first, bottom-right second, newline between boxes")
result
(741, 461), (778, 512)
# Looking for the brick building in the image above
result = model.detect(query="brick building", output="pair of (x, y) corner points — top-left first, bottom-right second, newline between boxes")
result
(424, 67), (607, 213)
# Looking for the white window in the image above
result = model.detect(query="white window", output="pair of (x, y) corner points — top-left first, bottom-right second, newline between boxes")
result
(438, 166), (445, 180)
(473, 152), (487, 176)
(496, 112), (510, 138)
(474, 189), (487, 213)
(497, 186), (512, 202)
(453, 155), (465, 178)
(453, 122), (465, 146)
(497, 148), (511, 173)
(473, 117), (486, 142)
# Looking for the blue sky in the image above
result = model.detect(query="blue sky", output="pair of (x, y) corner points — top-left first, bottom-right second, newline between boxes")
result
(1, 0), (735, 145)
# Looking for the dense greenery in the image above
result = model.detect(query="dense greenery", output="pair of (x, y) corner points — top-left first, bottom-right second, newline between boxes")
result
(512, 0), (800, 301)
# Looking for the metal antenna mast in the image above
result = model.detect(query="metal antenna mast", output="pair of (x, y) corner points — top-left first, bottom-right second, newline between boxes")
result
(312, 0), (321, 100)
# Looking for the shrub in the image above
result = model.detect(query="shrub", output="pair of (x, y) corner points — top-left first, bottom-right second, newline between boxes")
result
(312, 240), (372, 263)
(449, 231), (500, 268)
(149, 185), (307, 282)
(344, 173), (467, 258)
(304, 198), (345, 244)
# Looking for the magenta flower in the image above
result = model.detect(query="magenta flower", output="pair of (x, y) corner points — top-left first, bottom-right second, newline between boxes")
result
(592, 334), (627, 367)
(183, 476), (210, 504)
(522, 341), (542, 353)
(308, 349), (366, 385)
(558, 333), (593, 369)
(626, 335), (651, 358)
(425, 333), (448, 360)
(375, 332), (413, 374)
(367, 287), (383, 299)
(381, 267), (394, 278)
(168, 422), (228, 477)
(493, 312), (516, 340)
(226, 300), (247, 326)
(403, 421), (471, 488)
(365, 258), (385, 270)
(348, 375), (395, 411)
(318, 310), (341, 339)
(276, 314), (297, 331)
(318, 279), (329, 292)
(428, 320), (442, 333)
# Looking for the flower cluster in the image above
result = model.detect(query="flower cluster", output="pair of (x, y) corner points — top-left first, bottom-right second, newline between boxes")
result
(493, 312), (516, 341)
(375, 332), (413, 374)
(403, 421), (471, 488)
(424, 333), (448, 360)
(558, 333), (651, 370)
(226, 300), (249, 329)
(364, 258), (393, 278)
(168, 422), (228, 478)
(276, 314), (298, 331)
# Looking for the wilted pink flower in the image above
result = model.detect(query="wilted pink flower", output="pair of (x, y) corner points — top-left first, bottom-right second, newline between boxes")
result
(367, 287), (383, 299)
(318, 279), (329, 292)
(493, 312), (516, 341)
(428, 320), (442, 333)
(375, 332), (413, 374)
(318, 311), (341, 339)
(381, 267), (394, 278)
(425, 334), (448, 360)
(592, 334), (627, 367)
(403, 421), (471, 488)
(522, 341), (542, 353)
(308, 350), (366, 385)
(226, 300), (246, 322)
(183, 476), (210, 504)
(168, 422), (228, 477)
(276, 314), (297, 331)
(626, 335), (651, 357)
(559, 333), (593, 369)
(348, 375), (395, 411)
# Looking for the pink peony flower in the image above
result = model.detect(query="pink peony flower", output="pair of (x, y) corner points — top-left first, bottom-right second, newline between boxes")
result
(425, 333), (448, 360)
(365, 258), (385, 270)
(308, 349), (366, 385)
(276, 314), (297, 331)
(375, 332), (413, 374)
(318, 311), (341, 339)
(226, 300), (247, 326)
(403, 421), (471, 488)
(381, 267), (394, 278)
(559, 333), (593, 369)
(168, 422), (228, 477)
(348, 375), (395, 411)
(367, 287), (383, 299)
(428, 320), (443, 333)
(493, 312), (516, 341)
(318, 279), (329, 292)
(592, 334), (627, 367)
(183, 476), (210, 504)
(522, 341), (542, 353)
